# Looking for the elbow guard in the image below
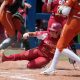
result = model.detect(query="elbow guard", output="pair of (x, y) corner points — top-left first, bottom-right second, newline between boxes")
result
(58, 5), (71, 16)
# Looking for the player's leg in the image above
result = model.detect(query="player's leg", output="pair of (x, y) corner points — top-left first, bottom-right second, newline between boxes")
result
(12, 12), (24, 32)
(0, 11), (16, 37)
(41, 17), (80, 75)
(41, 48), (61, 74)
(0, 48), (41, 62)
(57, 18), (80, 62)
(27, 57), (50, 69)
(62, 48), (80, 63)
(0, 36), (16, 49)
(0, 9), (16, 49)
(69, 38), (78, 69)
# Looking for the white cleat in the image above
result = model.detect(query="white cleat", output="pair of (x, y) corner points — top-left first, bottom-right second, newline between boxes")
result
(73, 64), (80, 70)
(40, 69), (56, 75)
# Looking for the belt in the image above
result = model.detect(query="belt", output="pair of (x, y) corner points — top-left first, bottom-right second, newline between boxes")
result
(39, 49), (53, 59)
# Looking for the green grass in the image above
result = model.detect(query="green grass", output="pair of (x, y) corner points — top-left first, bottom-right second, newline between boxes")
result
(4, 49), (24, 55)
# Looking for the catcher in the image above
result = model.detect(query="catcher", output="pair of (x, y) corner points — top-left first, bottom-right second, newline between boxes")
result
(0, 0), (31, 49)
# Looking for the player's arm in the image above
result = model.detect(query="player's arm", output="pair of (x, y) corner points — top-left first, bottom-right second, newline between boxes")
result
(23, 31), (48, 40)
(23, 32), (37, 39)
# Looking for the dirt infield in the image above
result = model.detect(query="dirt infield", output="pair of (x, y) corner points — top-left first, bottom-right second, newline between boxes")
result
(0, 49), (80, 80)
(0, 60), (80, 80)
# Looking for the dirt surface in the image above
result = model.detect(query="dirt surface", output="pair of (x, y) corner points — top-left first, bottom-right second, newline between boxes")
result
(0, 49), (80, 80)
(0, 60), (80, 80)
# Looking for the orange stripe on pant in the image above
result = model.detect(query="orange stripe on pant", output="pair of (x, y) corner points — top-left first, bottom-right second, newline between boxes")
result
(57, 17), (80, 51)
(0, 8), (16, 37)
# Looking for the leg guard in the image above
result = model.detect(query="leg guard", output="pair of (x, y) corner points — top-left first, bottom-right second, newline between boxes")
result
(0, 36), (16, 49)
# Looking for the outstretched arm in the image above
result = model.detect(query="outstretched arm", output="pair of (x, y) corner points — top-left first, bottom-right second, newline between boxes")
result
(23, 31), (48, 40)
(23, 32), (37, 39)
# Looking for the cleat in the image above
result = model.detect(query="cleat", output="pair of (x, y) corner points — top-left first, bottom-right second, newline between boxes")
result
(69, 58), (80, 70)
(40, 69), (56, 75)
(73, 63), (76, 70)
(73, 63), (80, 70)
(69, 58), (75, 64)
(40, 71), (55, 75)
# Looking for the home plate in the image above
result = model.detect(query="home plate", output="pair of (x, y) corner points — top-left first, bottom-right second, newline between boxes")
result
(0, 71), (35, 80)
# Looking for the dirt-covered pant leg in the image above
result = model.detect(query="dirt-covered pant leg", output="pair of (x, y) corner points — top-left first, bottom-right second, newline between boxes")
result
(27, 57), (50, 68)
(57, 17), (80, 51)
(2, 48), (51, 68)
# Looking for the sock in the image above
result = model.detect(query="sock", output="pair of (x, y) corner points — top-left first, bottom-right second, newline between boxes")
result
(49, 48), (61, 70)
(42, 48), (61, 73)
(62, 48), (80, 63)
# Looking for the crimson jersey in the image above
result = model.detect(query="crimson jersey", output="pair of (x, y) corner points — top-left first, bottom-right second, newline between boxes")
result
(42, 0), (49, 13)
(42, 0), (65, 13)
(36, 31), (59, 58)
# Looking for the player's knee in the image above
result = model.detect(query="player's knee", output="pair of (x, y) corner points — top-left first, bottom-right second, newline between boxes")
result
(27, 62), (36, 69)
(27, 62), (43, 69)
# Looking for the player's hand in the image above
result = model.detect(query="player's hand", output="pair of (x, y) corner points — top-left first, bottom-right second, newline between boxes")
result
(23, 33), (29, 39)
